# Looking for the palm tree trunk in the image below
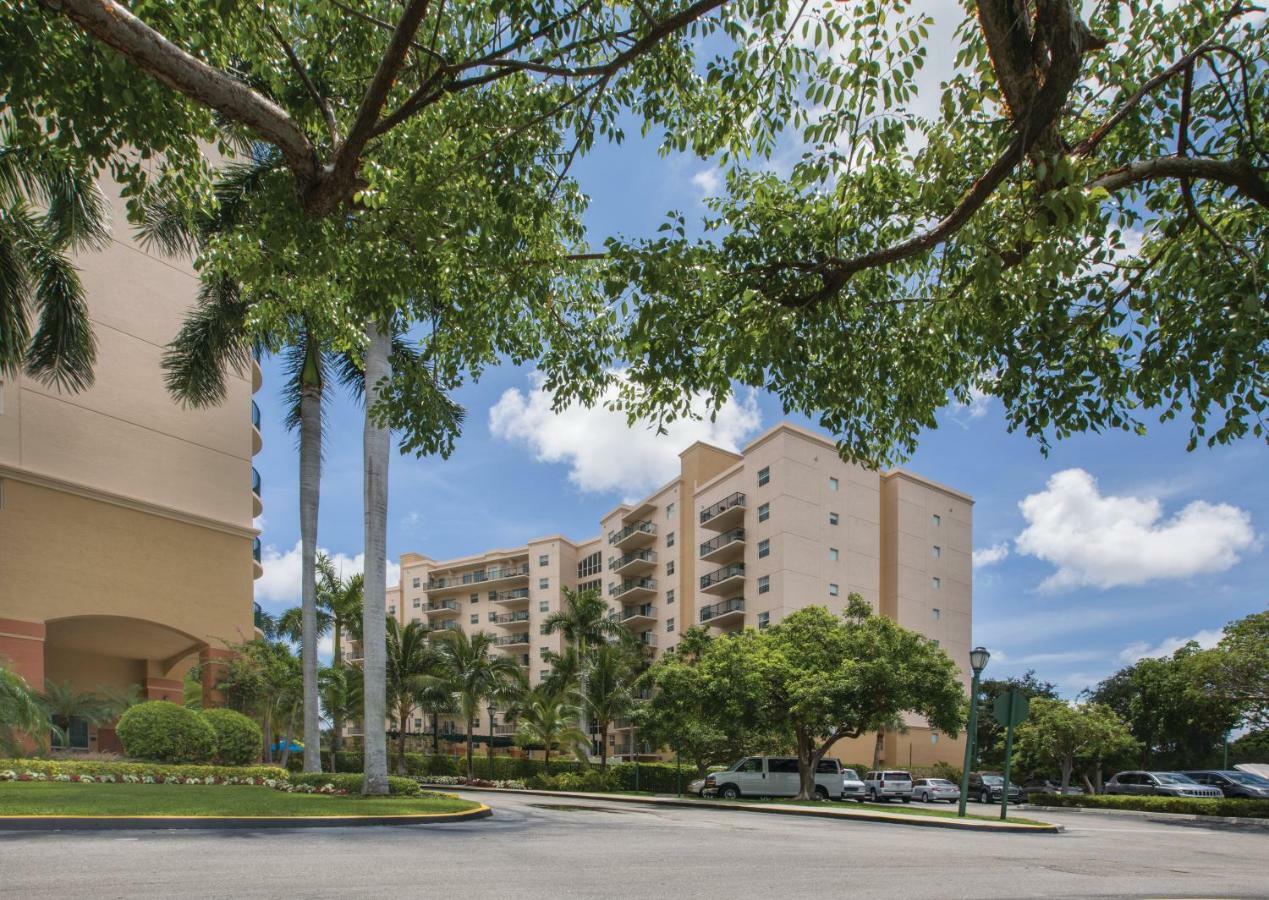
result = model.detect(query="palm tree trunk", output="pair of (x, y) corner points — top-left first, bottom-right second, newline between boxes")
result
(279, 708), (297, 769)
(600, 722), (608, 771)
(333, 622), (342, 670)
(299, 374), (322, 774)
(262, 715), (273, 764)
(465, 723), (475, 781)
(396, 705), (409, 775)
(544, 745), (551, 776)
(361, 320), (391, 795)
(432, 712), (440, 756)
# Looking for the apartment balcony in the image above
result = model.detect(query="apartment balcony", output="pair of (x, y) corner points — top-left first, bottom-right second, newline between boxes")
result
(609, 549), (657, 576)
(618, 603), (657, 629)
(252, 537), (263, 579)
(609, 577), (656, 601)
(637, 632), (657, 648)
(699, 596), (745, 628)
(494, 724), (518, 736)
(428, 561), (530, 591)
(251, 349), (263, 394)
(491, 588), (530, 605)
(608, 520), (655, 550)
(699, 491), (746, 530)
(426, 599), (460, 617)
(700, 562), (745, 595)
(251, 400), (262, 455)
(430, 620), (461, 636)
(493, 610), (530, 628)
(493, 633), (530, 648)
(621, 499), (657, 524)
(251, 467), (263, 517)
(699, 528), (745, 564)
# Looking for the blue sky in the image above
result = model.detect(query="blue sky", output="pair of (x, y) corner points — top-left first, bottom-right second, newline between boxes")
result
(250, 2), (1266, 698)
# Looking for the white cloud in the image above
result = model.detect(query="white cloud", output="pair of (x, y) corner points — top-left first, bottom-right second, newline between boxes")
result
(1119, 628), (1224, 664)
(255, 541), (400, 608)
(973, 542), (1009, 569)
(1016, 469), (1258, 592)
(489, 371), (763, 501)
(691, 168), (721, 196)
(954, 386), (991, 419)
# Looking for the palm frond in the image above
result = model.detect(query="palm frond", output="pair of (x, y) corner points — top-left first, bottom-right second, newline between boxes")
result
(20, 229), (96, 392)
(162, 275), (252, 407)
(0, 218), (33, 378)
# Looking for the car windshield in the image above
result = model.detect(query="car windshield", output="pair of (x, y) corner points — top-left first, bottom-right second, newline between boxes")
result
(931, 779), (953, 786)
(1153, 773), (1196, 784)
(1225, 772), (1269, 786)
(842, 770), (860, 781)
(980, 775), (1003, 785)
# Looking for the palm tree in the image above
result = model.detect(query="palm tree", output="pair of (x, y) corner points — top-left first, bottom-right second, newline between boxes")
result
(543, 586), (630, 755)
(322, 563), (364, 669)
(515, 685), (589, 776)
(319, 664), (363, 772)
(0, 661), (53, 755)
(385, 618), (440, 774)
(0, 131), (109, 393)
(38, 680), (114, 751)
(432, 630), (524, 782)
(583, 643), (640, 771)
(416, 679), (459, 755)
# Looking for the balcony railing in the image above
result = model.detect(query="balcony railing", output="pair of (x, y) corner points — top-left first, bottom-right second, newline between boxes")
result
(608, 520), (655, 546)
(428, 562), (529, 590)
(493, 610), (530, 625)
(252, 537), (261, 563)
(494, 724), (518, 736)
(699, 528), (744, 558)
(608, 549), (657, 571)
(251, 400), (261, 430)
(700, 597), (745, 623)
(494, 633), (530, 647)
(251, 467), (261, 495)
(432, 621), (460, 633)
(609, 577), (656, 600)
(491, 588), (530, 603)
(638, 632), (657, 647)
(620, 603), (656, 623)
(426, 599), (459, 613)
(700, 562), (745, 591)
(700, 491), (745, 526)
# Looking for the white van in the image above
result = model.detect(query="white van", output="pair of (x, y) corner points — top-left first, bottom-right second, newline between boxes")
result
(704, 756), (849, 800)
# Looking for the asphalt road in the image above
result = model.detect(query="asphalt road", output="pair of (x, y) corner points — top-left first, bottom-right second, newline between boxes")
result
(1, 790), (1264, 899)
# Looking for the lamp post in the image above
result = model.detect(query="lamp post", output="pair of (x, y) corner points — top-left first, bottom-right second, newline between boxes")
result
(957, 646), (990, 818)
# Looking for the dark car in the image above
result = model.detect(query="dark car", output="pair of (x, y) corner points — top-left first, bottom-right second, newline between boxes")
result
(968, 772), (1025, 804)
(1105, 771), (1222, 799)
(1182, 770), (1269, 799)
(1020, 777), (1083, 799)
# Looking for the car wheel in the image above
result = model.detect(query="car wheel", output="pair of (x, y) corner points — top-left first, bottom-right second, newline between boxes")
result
(920, 791), (930, 802)
(719, 785), (740, 800)
(814, 786), (829, 801)
(980, 790), (991, 804)
(901, 796), (911, 804)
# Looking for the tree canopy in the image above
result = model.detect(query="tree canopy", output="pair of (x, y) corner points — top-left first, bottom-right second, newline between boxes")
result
(1014, 697), (1137, 789)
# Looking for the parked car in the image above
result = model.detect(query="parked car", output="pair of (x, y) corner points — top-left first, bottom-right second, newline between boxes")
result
(841, 768), (866, 802)
(1020, 777), (1084, 799)
(1181, 770), (1269, 799)
(862, 770), (914, 802)
(704, 756), (850, 800)
(686, 777), (707, 797)
(968, 772), (1025, 804)
(1104, 771), (1223, 799)
(912, 777), (960, 803)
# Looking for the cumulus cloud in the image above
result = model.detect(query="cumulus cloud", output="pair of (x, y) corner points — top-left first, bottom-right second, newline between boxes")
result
(1016, 469), (1258, 592)
(489, 371), (763, 500)
(255, 541), (401, 607)
(1119, 629), (1224, 664)
(691, 168), (722, 196)
(973, 543), (1009, 569)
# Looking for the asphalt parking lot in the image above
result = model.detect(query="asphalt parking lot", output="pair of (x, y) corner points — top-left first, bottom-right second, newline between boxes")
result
(1, 789), (1264, 898)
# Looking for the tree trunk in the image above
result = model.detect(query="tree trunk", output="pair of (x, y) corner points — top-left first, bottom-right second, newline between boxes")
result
(279, 709), (297, 769)
(396, 706), (409, 775)
(871, 729), (885, 770)
(465, 723), (475, 781)
(331, 718), (343, 773)
(1060, 758), (1073, 790)
(333, 622), (342, 670)
(361, 320), (392, 796)
(795, 729), (814, 801)
(1082, 773), (1096, 795)
(1095, 760), (1105, 795)
(544, 746), (551, 776)
(432, 713), (440, 756)
(600, 722), (608, 771)
(262, 715), (273, 764)
(299, 371), (323, 773)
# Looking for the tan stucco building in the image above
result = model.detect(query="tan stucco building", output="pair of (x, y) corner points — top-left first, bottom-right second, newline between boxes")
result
(0, 175), (263, 752)
(381, 422), (973, 769)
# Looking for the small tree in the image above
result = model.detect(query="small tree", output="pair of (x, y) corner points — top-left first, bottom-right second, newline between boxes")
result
(1015, 698), (1137, 790)
(319, 664), (362, 772)
(514, 685), (589, 776)
(432, 630), (523, 781)
(582, 642), (640, 771)
(0, 661), (53, 755)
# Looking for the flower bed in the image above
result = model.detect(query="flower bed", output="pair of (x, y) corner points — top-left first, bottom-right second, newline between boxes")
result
(415, 776), (526, 790)
(0, 758), (286, 782)
(0, 769), (346, 794)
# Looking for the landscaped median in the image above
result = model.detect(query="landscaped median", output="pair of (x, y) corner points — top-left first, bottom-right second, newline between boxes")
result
(1024, 793), (1269, 830)
(0, 760), (488, 830)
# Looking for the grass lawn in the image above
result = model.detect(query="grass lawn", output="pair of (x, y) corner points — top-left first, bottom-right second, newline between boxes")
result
(0, 783), (479, 818)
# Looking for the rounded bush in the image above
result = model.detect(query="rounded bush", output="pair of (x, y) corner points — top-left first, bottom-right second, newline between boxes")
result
(116, 701), (216, 764)
(200, 708), (262, 765)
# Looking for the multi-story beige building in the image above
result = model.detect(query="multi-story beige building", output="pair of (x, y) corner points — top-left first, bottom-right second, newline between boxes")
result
(382, 422), (972, 769)
(0, 172), (262, 752)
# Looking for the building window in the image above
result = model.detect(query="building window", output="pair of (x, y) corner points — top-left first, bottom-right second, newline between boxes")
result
(666, 589), (675, 604)
(488, 611), (498, 622)
(470, 614), (479, 624)
(539, 647), (549, 659)
(539, 600), (549, 613)
(539, 554), (550, 567)
(829, 583), (839, 596)
(471, 593), (479, 602)
(412, 577), (420, 588)
(758, 612), (770, 630)
(931, 577), (941, 590)
(829, 547), (839, 561)
(52, 716), (90, 751)
(932, 514), (941, 527)
(539, 624), (549, 635)
(758, 576), (770, 594)
(414, 718), (423, 730)
(758, 539), (770, 559)
(666, 502), (675, 517)
(932, 608), (941, 621)
(932, 545), (941, 559)
(829, 476), (839, 491)
(413, 597), (421, 608)
(539, 578), (549, 590)
(579, 578), (601, 594)
(488, 591), (497, 601)
(577, 551), (602, 578)
(829, 511), (839, 526)
(665, 618), (674, 633)
(388, 606), (396, 615)
(666, 561), (675, 576)
(758, 503), (770, 522)
(666, 531), (675, 547)
(757, 466), (770, 486)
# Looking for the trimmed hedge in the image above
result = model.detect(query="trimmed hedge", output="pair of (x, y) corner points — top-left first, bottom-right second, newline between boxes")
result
(200, 709), (262, 766)
(288, 773), (420, 796)
(116, 702), (216, 763)
(1035, 793), (1269, 819)
(0, 758), (286, 781)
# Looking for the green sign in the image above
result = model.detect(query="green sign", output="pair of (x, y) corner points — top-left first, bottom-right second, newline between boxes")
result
(993, 690), (1030, 728)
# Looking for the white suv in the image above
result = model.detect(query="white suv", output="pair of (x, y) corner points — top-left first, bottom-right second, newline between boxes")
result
(863, 770), (914, 802)
(705, 756), (852, 800)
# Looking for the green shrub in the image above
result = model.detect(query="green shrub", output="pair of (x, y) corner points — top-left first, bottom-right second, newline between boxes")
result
(0, 758), (285, 780)
(929, 762), (962, 783)
(199, 709), (261, 766)
(288, 773), (420, 796)
(1036, 793), (1269, 818)
(608, 762), (692, 793)
(116, 702), (216, 763)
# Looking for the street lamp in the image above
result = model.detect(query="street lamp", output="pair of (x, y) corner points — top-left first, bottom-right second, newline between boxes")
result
(957, 647), (990, 818)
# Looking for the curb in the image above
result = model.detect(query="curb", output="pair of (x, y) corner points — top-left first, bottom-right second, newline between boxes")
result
(0, 804), (492, 832)
(1025, 804), (1269, 831)
(444, 787), (1061, 834)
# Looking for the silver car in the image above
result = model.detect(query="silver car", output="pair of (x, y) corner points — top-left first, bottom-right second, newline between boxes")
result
(841, 768), (866, 802)
(1105, 771), (1223, 799)
(863, 770), (914, 802)
(912, 777), (960, 803)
